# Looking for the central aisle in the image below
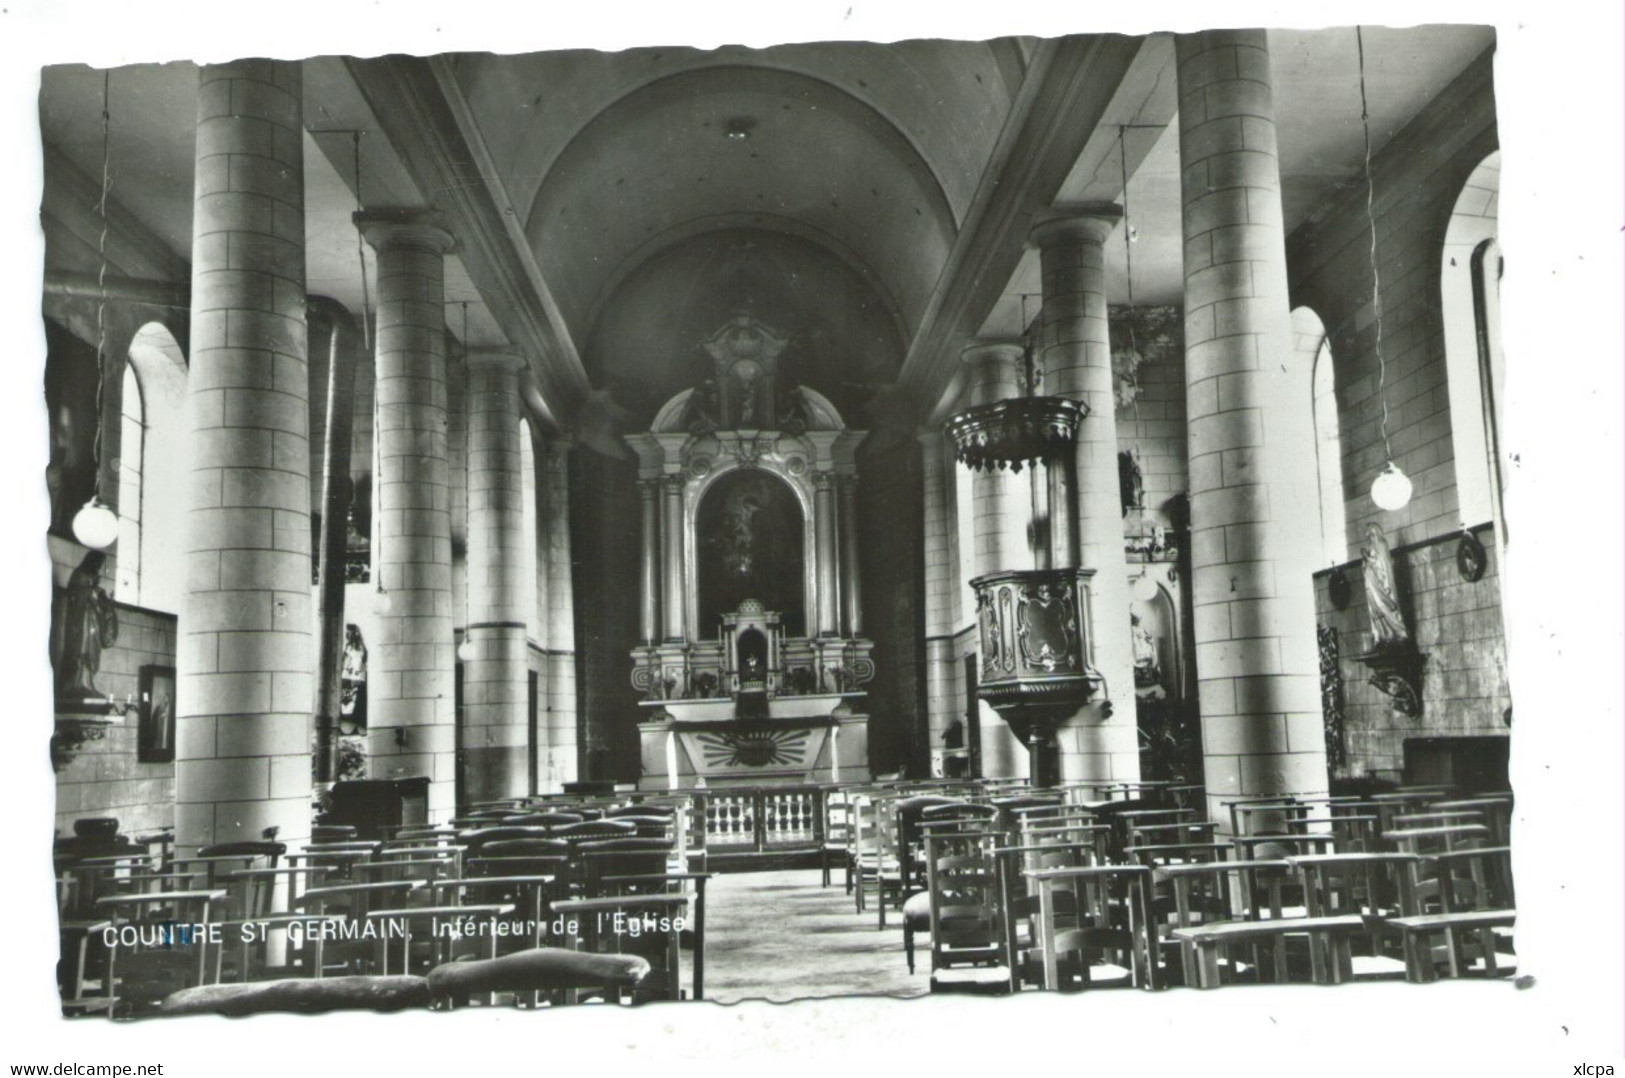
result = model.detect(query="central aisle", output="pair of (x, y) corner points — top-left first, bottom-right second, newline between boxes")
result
(704, 868), (928, 1003)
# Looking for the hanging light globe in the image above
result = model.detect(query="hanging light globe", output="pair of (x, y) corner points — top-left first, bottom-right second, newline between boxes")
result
(456, 638), (475, 663)
(1130, 571), (1162, 603)
(1370, 460), (1413, 511)
(372, 584), (393, 615)
(71, 497), (120, 550)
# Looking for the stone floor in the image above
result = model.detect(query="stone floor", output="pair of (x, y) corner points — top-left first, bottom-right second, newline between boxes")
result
(704, 868), (927, 1003)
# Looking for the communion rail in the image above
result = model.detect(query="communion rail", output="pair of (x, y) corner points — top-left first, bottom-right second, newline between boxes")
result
(693, 786), (827, 857)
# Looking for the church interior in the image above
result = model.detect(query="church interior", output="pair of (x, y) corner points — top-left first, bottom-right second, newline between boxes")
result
(38, 23), (1532, 1016)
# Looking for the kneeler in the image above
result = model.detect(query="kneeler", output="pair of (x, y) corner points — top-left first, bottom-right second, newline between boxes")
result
(426, 947), (652, 1008)
(159, 975), (430, 1016)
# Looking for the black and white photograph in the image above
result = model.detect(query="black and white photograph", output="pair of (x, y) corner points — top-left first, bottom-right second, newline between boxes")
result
(3, 0), (1621, 1070)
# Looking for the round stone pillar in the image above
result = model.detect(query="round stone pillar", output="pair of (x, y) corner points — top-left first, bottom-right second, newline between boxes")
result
(177, 60), (313, 853)
(637, 479), (660, 644)
(1177, 30), (1328, 825)
(919, 430), (959, 764)
(462, 349), (529, 803)
(961, 341), (1034, 577)
(960, 340), (1033, 779)
(838, 475), (863, 636)
(310, 296), (360, 786)
(812, 474), (840, 637)
(357, 210), (457, 822)
(660, 475), (686, 642)
(1032, 209), (1142, 787)
(541, 436), (579, 790)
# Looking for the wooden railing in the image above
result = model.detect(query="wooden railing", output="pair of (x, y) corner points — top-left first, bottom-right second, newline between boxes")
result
(695, 786), (827, 853)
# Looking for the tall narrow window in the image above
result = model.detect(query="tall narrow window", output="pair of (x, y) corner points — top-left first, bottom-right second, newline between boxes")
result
(1312, 339), (1348, 566)
(519, 418), (541, 642)
(117, 323), (188, 613)
(1441, 152), (1502, 527)
(1291, 306), (1346, 566)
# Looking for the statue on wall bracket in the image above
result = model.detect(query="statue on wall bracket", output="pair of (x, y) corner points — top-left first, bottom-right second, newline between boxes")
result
(1353, 522), (1427, 716)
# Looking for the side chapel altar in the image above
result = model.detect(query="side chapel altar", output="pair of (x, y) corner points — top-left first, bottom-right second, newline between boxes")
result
(626, 315), (873, 788)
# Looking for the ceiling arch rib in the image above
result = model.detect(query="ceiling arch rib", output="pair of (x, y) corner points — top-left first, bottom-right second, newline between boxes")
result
(525, 64), (958, 343)
(584, 210), (909, 351)
(582, 225), (906, 432)
(452, 39), (1017, 229)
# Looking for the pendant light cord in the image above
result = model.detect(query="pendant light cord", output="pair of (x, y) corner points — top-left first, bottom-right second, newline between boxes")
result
(1118, 126), (1144, 463)
(1356, 27), (1393, 464)
(352, 131), (373, 353)
(92, 69), (112, 502)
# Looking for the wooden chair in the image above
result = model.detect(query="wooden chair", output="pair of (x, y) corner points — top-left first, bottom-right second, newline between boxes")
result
(94, 889), (228, 1016)
(1223, 796), (1300, 838)
(1386, 845), (1515, 983)
(995, 839), (1098, 988)
(849, 795), (898, 917)
(1155, 861), (1273, 987)
(924, 830), (1013, 995)
(573, 838), (674, 898)
(596, 870), (712, 1001)
(1288, 852), (1424, 979)
(549, 893), (692, 1003)
(294, 880), (424, 976)
(1128, 819), (1220, 848)
(550, 819), (640, 845)
(1023, 864), (1159, 991)
(820, 788), (853, 888)
(214, 866), (334, 983)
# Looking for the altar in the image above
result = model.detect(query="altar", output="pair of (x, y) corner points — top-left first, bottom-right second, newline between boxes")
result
(626, 314), (874, 789)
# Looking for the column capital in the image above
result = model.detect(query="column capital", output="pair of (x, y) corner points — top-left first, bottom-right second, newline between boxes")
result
(1029, 204), (1123, 250)
(465, 347), (526, 373)
(354, 210), (456, 255)
(660, 473), (686, 493)
(305, 294), (357, 333)
(543, 430), (578, 462)
(960, 339), (1026, 367)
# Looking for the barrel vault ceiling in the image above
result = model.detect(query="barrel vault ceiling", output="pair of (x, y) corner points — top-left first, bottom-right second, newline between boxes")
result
(39, 25), (1494, 435)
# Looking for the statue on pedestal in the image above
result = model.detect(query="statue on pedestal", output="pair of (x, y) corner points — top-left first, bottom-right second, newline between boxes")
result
(58, 551), (118, 701)
(1360, 522), (1409, 649)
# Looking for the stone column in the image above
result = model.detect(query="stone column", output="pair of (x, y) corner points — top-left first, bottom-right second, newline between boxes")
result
(812, 473), (840, 636)
(1032, 209), (1142, 786)
(310, 297), (359, 785)
(462, 349), (529, 803)
(920, 430), (959, 766)
(1177, 30), (1328, 826)
(837, 475), (863, 636)
(357, 210), (457, 822)
(960, 340), (1032, 778)
(660, 474), (686, 642)
(541, 436), (579, 790)
(637, 479), (660, 645)
(177, 60), (312, 852)
(962, 341), (1033, 575)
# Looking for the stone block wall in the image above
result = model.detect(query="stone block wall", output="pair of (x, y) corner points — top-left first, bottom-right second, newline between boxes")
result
(856, 431), (925, 774)
(1111, 304), (1188, 529)
(1313, 522), (1510, 782)
(53, 597), (178, 837)
(1286, 48), (1498, 551)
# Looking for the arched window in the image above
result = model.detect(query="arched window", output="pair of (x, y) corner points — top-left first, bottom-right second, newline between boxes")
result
(519, 417), (541, 641)
(1290, 307), (1346, 566)
(115, 323), (188, 612)
(1311, 339), (1348, 566)
(1441, 151), (1502, 527)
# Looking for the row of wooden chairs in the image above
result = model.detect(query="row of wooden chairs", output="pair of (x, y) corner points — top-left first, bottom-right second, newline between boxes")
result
(58, 798), (714, 1016)
(841, 785), (1513, 995)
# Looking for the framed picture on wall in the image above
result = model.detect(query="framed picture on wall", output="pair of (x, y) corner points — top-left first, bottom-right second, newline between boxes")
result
(137, 665), (176, 764)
